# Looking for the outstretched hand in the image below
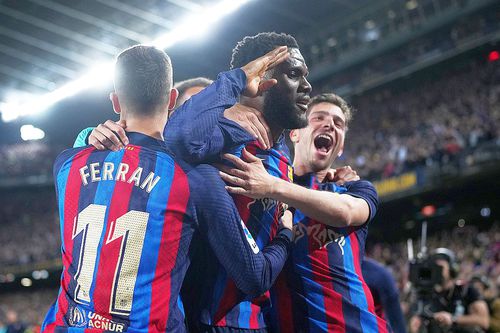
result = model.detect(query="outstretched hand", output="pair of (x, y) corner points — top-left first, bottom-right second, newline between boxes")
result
(241, 46), (289, 97)
(218, 149), (277, 199)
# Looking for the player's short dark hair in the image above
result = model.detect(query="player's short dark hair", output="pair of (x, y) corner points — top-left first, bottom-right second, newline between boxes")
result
(174, 77), (213, 97)
(308, 93), (353, 127)
(114, 45), (173, 115)
(230, 32), (299, 69)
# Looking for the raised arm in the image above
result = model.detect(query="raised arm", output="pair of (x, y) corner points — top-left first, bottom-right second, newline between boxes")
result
(165, 46), (288, 161)
(74, 47), (287, 157)
(189, 164), (293, 296)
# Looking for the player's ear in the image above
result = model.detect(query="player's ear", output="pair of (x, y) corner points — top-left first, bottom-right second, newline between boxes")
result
(338, 137), (345, 157)
(110, 92), (121, 115)
(167, 88), (179, 111)
(289, 129), (300, 143)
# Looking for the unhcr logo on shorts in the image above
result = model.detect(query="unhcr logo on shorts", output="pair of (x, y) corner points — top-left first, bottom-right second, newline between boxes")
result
(68, 306), (87, 327)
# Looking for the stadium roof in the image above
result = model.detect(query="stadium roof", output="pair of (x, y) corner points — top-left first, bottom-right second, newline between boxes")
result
(3, 0), (494, 144)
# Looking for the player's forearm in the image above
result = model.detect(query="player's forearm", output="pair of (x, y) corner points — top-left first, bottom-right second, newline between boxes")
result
(166, 69), (250, 161)
(269, 179), (361, 227)
(455, 313), (489, 329)
(217, 226), (292, 297)
(249, 227), (293, 295)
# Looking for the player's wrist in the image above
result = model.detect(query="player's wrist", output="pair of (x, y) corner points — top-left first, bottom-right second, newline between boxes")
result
(268, 177), (286, 198)
(276, 225), (293, 240)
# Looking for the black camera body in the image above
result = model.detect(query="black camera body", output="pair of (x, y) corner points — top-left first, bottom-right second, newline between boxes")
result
(409, 255), (444, 294)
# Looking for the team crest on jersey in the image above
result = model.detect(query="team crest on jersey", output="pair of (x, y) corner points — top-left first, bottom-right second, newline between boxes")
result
(287, 166), (293, 182)
(293, 223), (346, 254)
(68, 306), (87, 327)
(246, 197), (279, 212)
(67, 306), (127, 332)
(241, 220), (260, 254)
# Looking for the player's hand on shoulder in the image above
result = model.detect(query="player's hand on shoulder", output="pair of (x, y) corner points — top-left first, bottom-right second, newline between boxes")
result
(224, 104), (272, 150)
(89, 120), (128, 151)
(218, 148), (277, 199)
(325, 165), (359, 185)
(241, 46), (289, 98)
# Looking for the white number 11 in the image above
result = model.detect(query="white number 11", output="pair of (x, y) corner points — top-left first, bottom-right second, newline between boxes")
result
(72, 204), (149, 315)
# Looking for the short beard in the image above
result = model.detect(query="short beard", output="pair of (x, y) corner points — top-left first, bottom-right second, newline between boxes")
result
(263, 88), (308, 131)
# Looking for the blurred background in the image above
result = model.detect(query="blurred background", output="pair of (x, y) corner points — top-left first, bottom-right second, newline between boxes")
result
(0, 0), (499, 332)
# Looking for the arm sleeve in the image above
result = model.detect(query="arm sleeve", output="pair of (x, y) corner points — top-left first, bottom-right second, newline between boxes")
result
(189, 164), (292, 297)
(73, 127), (94, 148)
(378, 270), (407, 333)
(344, 180), (379, 223)
(164, 69), (254, 162)
(363, 259), (407, 333)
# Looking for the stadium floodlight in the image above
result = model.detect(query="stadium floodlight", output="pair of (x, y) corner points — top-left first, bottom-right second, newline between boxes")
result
(20, 124), (46, 141)
(0, 0), (251, 122)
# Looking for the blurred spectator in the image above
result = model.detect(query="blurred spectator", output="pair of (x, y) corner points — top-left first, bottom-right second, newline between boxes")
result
(490, 297), (500, 333)
(0, 190), (59, 267)
(0, 142), (61, 180)
(332, 58), (500, 180)
(0, 290), (57, 333)
(5, 311), (25, 333)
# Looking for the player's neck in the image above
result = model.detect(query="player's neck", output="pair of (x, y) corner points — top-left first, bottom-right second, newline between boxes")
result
(293, 158), (328, 182)
(269, 123), (284, 146)
(123, 117), (166, 141)
(293, 159), (311, 177)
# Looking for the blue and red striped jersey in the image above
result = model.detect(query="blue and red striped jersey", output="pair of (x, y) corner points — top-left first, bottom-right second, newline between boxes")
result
(42, 132), (293, 333)
(191, 139), (293, 330)
(163, 68), (295, 330)
(270, 174), (389, 333)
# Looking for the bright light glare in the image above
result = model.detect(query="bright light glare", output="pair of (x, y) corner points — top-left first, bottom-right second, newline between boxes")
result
(1, 0), (251, 122)
(2, 61), (114, 122)
(21, 278), (33, 287)
(152, 0), (251, 48)
(20, 124), (45, 141)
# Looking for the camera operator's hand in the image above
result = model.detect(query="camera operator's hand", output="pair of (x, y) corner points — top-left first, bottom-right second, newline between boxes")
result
(433, 311), (453, 328)
(409, 316), (422, 333)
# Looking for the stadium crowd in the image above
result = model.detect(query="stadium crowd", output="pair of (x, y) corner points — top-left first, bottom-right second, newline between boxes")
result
(0, 56), (498, 183)
(334, 58), (500, 179)
(0, 190), (59, 267)
(302, 2), (499, 72)
(0, 143), (57, 180)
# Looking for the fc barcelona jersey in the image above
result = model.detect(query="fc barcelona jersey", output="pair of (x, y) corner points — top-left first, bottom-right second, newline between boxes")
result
(270, 174), (389, 333)
(42, 132), (293, 333)
(189, 138), (293, 330)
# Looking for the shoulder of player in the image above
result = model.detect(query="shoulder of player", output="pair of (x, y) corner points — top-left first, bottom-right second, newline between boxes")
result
(186, 163), (220, 183)
(343, 179), (376, 192)
(54, 146), (93, 171)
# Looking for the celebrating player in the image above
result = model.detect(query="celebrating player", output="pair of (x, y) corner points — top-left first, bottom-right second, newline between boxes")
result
(42, 45), (295, 333)
(219, 93), (390, 332)
(80, 32), (312, 332)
